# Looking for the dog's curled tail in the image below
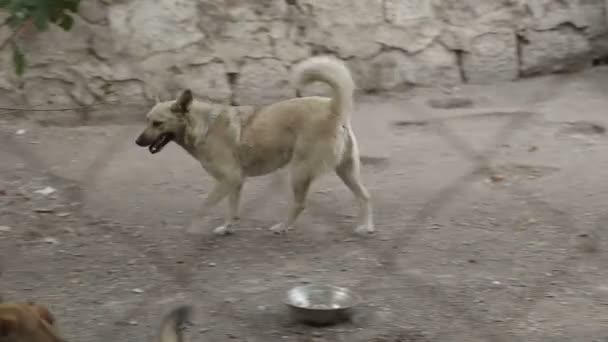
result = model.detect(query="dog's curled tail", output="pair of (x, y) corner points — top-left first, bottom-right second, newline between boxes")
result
(157, 305), (193, 342)
(292, 55), (355, 123)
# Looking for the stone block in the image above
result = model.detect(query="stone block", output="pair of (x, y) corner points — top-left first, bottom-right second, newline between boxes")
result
(108, 0), (204, 57)
(384, 0), (434, 25)
(358, 45), (461, 91)
(234, 59), (293, 106)
(375, 21), (442, 53)
(20, 17), (91, 67)
(461, 30), (519, 83)
(302, 0), (384, 27)
(520, 26), (592, 76)
(212, 21), (274, 60)
(175, 63), (232, 103)
(79, 0), (108, 23)
(402, 43), (462, 86)
(304, 25), (381, 59)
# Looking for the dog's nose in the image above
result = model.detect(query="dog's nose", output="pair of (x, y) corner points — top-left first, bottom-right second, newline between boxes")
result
(135, 135), (145, 146)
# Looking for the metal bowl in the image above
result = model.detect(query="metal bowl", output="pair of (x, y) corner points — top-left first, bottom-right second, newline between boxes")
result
(284, 284), (362, 326)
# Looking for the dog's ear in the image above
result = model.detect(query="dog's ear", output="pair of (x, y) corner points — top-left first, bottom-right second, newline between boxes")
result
(170, 89), (193, 115)
(0, 314), (17, 337)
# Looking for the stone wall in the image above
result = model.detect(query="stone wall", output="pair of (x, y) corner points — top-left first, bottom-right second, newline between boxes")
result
(1, 0), (607, 108)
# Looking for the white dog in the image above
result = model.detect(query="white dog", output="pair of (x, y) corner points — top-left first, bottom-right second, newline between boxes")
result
(135, 56), (374, 236)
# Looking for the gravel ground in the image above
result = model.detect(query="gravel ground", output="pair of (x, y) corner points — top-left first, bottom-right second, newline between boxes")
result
(1, 68), (608, 342)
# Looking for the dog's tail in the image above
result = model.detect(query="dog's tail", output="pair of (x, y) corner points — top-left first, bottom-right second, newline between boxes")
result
(157, 305), (193, 342)
(292, 56), (355, 124)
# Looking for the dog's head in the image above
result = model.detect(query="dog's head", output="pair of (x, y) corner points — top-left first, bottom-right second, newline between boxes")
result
(135, 89), (194, 154)
(0, 302), (63, 342)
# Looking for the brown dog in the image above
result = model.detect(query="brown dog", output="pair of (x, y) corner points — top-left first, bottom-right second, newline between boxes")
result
(0, 302), (63, 342)
(0, 302), (192, 342)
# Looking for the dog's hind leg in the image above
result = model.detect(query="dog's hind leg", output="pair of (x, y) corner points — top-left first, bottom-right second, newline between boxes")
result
(212, 182), (243, 236)
(336, 147), (375, 235)
(269, 167), (312, 234)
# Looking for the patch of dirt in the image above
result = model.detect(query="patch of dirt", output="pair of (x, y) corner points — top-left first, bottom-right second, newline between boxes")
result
(426, 96), (474, 110)
(2, 70), (608, 342)
(557, 121), (606, 136)
(491, 163), (560, 180)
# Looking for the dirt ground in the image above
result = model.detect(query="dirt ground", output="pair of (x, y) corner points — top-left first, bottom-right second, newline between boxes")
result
(1, 67), (608, 342)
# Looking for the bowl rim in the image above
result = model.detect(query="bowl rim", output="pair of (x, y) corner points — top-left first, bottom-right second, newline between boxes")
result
(283, 284), (363, 310)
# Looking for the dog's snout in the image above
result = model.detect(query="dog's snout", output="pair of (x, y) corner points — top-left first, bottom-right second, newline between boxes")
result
(135, 134), (147, 146)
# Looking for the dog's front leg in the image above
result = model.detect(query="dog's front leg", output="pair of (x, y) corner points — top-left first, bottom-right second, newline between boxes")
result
(187, 181), (233, 235)
(212, 182), (243, 236)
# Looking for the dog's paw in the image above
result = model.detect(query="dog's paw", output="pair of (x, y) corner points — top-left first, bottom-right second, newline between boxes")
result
(212, 225), (234, 236)
(354, 224), (375, 236)
(269, 223), (288, 235)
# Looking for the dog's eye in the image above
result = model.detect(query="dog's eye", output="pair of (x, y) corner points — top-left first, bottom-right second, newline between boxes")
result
(152, 121), (163, 127)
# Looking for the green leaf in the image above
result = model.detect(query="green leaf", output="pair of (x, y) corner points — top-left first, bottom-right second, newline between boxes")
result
(11, 40), (26, 76)
(57, 13), (73, 31)
(32, 0), (50, 30)
(33, 11), (49, 30)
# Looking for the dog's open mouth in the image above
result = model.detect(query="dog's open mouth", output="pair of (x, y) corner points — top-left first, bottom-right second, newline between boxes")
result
(149, 133), (174, 154)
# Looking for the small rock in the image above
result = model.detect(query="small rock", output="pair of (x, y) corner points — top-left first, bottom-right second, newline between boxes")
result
(16, 129), (26, 135)
(490, 174), (505, 183)
(257, 305), (267, 311)
(426, 96), (474, 109)
(574, 232), (600, 253)
(34, 208), (55, 213)
(199, 328), (212, 334)
(427, 223), (441, 230)
(56, 212), (72, 217)
(224, 297), (239, 304)
(0, 226), (12, 232)
(42, 237), (59, 244)
(208, 262), (217, 267)
(132, 288), (144, 294)
(528, 146), (538, 152)
(34, 186), (57, 196)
